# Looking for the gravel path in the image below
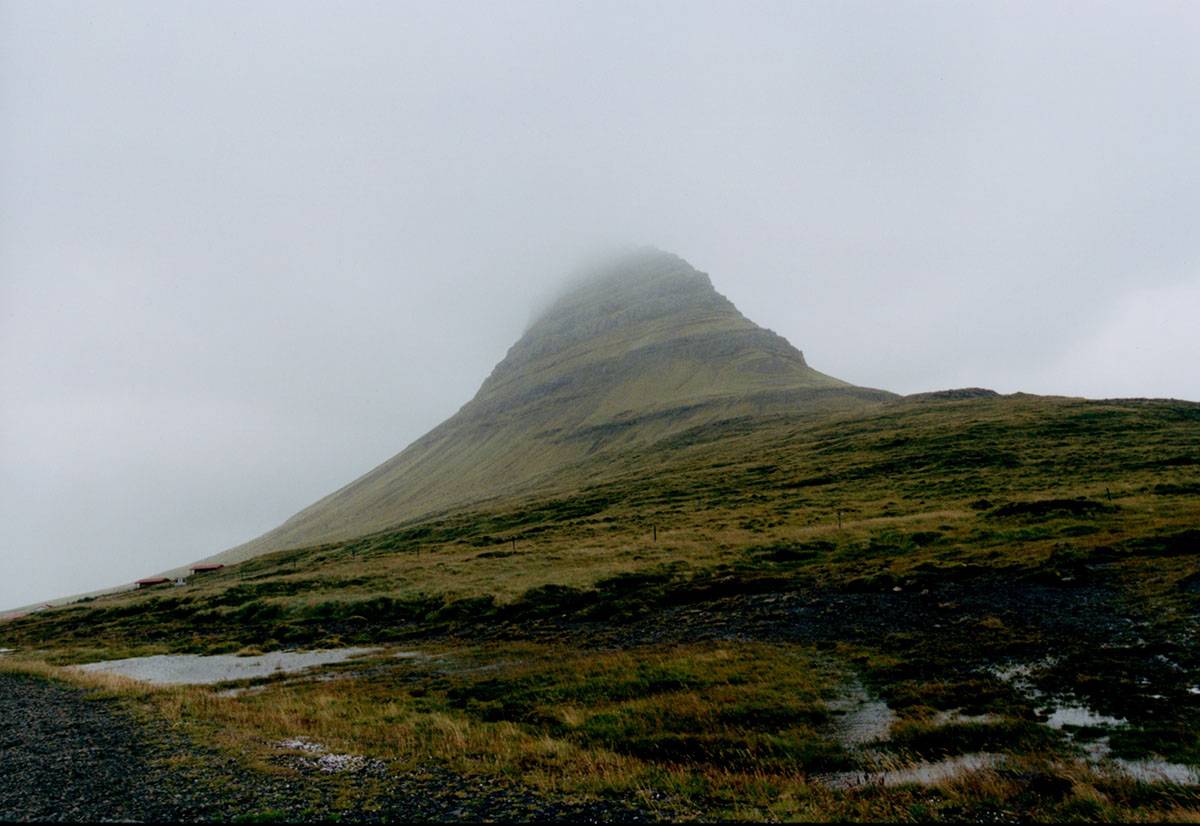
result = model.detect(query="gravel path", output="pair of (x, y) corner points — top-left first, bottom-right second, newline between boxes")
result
(0, 672), (659, 822)
(0, 672), (185, 822)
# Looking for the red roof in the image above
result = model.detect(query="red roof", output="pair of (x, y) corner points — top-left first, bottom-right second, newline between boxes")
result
(136, 577), (171, 585)
(191, 563), (225, 572)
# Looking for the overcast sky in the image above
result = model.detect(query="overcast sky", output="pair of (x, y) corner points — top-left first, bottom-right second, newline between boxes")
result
(2, 1), (1198, 610)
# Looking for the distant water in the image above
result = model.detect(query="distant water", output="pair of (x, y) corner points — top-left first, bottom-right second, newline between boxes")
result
(74, 647), (379, 685)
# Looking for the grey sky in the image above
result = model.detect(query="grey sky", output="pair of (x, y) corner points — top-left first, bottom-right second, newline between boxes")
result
(2, 1), (1198, 609)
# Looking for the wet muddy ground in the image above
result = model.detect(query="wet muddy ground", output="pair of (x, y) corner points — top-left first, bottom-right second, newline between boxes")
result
(472, 568), (1200, 775)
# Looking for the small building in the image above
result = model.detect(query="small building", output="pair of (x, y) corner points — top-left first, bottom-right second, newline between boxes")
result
(136, 577), (171, 589)
(190, 563), (225, 575)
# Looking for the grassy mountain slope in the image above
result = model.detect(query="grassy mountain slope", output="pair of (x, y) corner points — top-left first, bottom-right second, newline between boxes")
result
(5, 392), (1199, 821)
(17, 392), (1197, 636)
(210, 249), (892, 566)
(7, 249), (1199, 820)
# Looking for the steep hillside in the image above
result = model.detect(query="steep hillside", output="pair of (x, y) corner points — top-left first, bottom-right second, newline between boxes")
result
(210, 249), (892, 565)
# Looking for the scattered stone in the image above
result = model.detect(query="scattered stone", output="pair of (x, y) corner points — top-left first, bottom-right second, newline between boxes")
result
(276, 737), (327, 753)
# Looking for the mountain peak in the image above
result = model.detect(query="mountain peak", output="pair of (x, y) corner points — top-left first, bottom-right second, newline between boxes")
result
(517, 248), (734, 356)
(539, 247), (719, 316)
(204, 250), (894, 567)
(476, 250), (813, 409)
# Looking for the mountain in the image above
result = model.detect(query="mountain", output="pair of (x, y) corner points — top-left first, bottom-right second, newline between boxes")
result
(208, 249), (893, 566)
(10, 251), (1200, 822)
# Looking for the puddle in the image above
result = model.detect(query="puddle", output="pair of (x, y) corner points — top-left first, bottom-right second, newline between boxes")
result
(819, 681), (1004, 789)
(1074, 737), (1200, 785)
(1080, 738), (1112, 761)
(992, 659), (1127, 733)
(828, 681), (896, 745)
(74, 647), (380, 685)
(836, 700), (895, 745)
(1114, 758), (1200, 785)
(818, 753), (1003, 789)
(209, 650), (424, 696)
(993, 659), (1200, 785)
(1044, 705), (1126, 730)
(821, 663), (1200, 789)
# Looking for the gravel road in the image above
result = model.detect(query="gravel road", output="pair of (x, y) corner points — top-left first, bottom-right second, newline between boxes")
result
(0, 672), (658, 822)
(0, 672), (192, 822)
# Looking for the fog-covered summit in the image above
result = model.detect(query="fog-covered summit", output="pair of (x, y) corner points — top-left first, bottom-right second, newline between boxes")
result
(203, 251), (892, 567)
(476, 249), (824, 409)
